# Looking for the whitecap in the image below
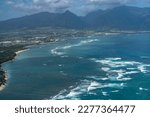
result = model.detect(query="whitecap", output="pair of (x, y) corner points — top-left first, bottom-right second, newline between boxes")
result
(51, 80), (125, 100)
(127, 68), (137, 70)
(66, 91), (82, 98)
(102, 92), (109, 96)
(106, 58), (122, 61)
(101, 78), (109, 80)
(103, 83), (125, 89)
(117, 77), (132, 81)
(87, 81), (103, 92)
(51, 48), (64, 55)
(138, 65), (148, 73)
(111, 90), (119, 93)
(58, 64), (63, 67)
(124, 71), (139, 75)
(52, 89), (67, 100)
(51, 39), (98, 56)
(101, 67), (110, 72)
(139, 87), (148, 91)
(60, 55), (68, 58)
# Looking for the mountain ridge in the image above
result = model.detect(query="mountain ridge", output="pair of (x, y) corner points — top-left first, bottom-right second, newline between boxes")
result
(1, 6), (150, 32)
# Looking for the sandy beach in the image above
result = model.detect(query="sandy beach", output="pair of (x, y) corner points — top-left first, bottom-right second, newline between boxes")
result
(15, 49), (28, 55)
(0, 85), (5, 91)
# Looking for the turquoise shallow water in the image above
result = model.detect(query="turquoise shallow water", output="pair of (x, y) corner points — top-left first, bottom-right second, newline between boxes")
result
(1, 33), (150, 100)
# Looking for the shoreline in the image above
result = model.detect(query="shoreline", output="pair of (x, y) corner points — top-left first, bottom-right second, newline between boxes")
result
(0, 41), (56, 92)
(0, 47), (27, 91)
(15, 49), (28, 55)
(0, 73), (7, 91)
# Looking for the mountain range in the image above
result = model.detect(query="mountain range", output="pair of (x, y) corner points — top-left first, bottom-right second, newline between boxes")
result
(0, 6), (150, 32)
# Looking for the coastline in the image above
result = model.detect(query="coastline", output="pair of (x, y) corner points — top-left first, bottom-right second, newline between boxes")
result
(0, 73), (7, 91)
(0, 41), (56, 92)
(0, 47), (27, 91)
(15, 49), (28, 55)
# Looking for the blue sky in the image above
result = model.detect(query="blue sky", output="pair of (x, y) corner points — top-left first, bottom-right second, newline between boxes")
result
(0, 0), (150, 21)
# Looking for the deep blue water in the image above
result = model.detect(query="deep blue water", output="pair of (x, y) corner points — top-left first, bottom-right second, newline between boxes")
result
(1, 33), (150, 100)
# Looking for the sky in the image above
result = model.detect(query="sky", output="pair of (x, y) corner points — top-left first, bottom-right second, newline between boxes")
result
(0, 0), (150, 21)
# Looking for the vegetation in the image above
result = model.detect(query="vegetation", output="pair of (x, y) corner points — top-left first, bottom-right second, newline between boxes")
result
(0, 45), (24, 87)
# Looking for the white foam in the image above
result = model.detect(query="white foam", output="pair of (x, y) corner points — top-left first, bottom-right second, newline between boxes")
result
(106, 69), (124, 81)
(139, 87), (143, 90)
(58, 64), (63, 67)
(139, 87), (148, 91)
(127, 68), (137, 70)
(87, 81), (101, 92)
(117, 77), (132, 81)
(92, 58), (141, 68)
(106, 58), (122, 61)
(101, 78), (109, 80)
(138, 65), (148, 73)
(91, 57), (150, 83)
(101, 67), (110, 72)
(102, 92), (109, 96)
(66, 91), (81, 98)
(86, 76), (109, 81)
(52, 89), (67, 100)
(51, 57), (150, 100)
(51, 80), (126, 100)
(103, 83), (125, 89)
(111, 90), (119, 93)
(90, 81), (100, 87)
(51, 39), (98, 56)
(51, 48), (64, 55)
(60, 55), (68, 58)
(63, 39), (96, 49)
(124, 71), (139, 75)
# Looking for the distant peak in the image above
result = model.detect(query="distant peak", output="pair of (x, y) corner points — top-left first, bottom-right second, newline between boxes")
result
(64, 10), (75, 15)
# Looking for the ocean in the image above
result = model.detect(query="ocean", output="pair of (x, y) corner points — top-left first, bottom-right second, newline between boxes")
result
(1, 33), (150, 100)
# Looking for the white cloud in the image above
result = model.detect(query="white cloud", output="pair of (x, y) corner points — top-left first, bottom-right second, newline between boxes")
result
(6, 0), (14, 5)
(6, 0), (150, 15)
(32, 0), (70, 12)
(7, 0), (71, 14)
(77, 0), (150, 14)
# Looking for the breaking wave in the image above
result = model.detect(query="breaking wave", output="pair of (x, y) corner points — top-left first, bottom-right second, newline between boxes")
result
(51, 80), (125, 100)
(51, 57), (150, 100)
(51, 39), (98, 56)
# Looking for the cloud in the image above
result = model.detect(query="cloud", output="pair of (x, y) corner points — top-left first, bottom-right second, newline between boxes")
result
(7, 0), (71, 14)
(32, 0), (71, 12)
(77, 0), (150, 15)
(84, 0), (141, 10)
(6, 0), (14, 5)
(5, 0), (150, 15)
